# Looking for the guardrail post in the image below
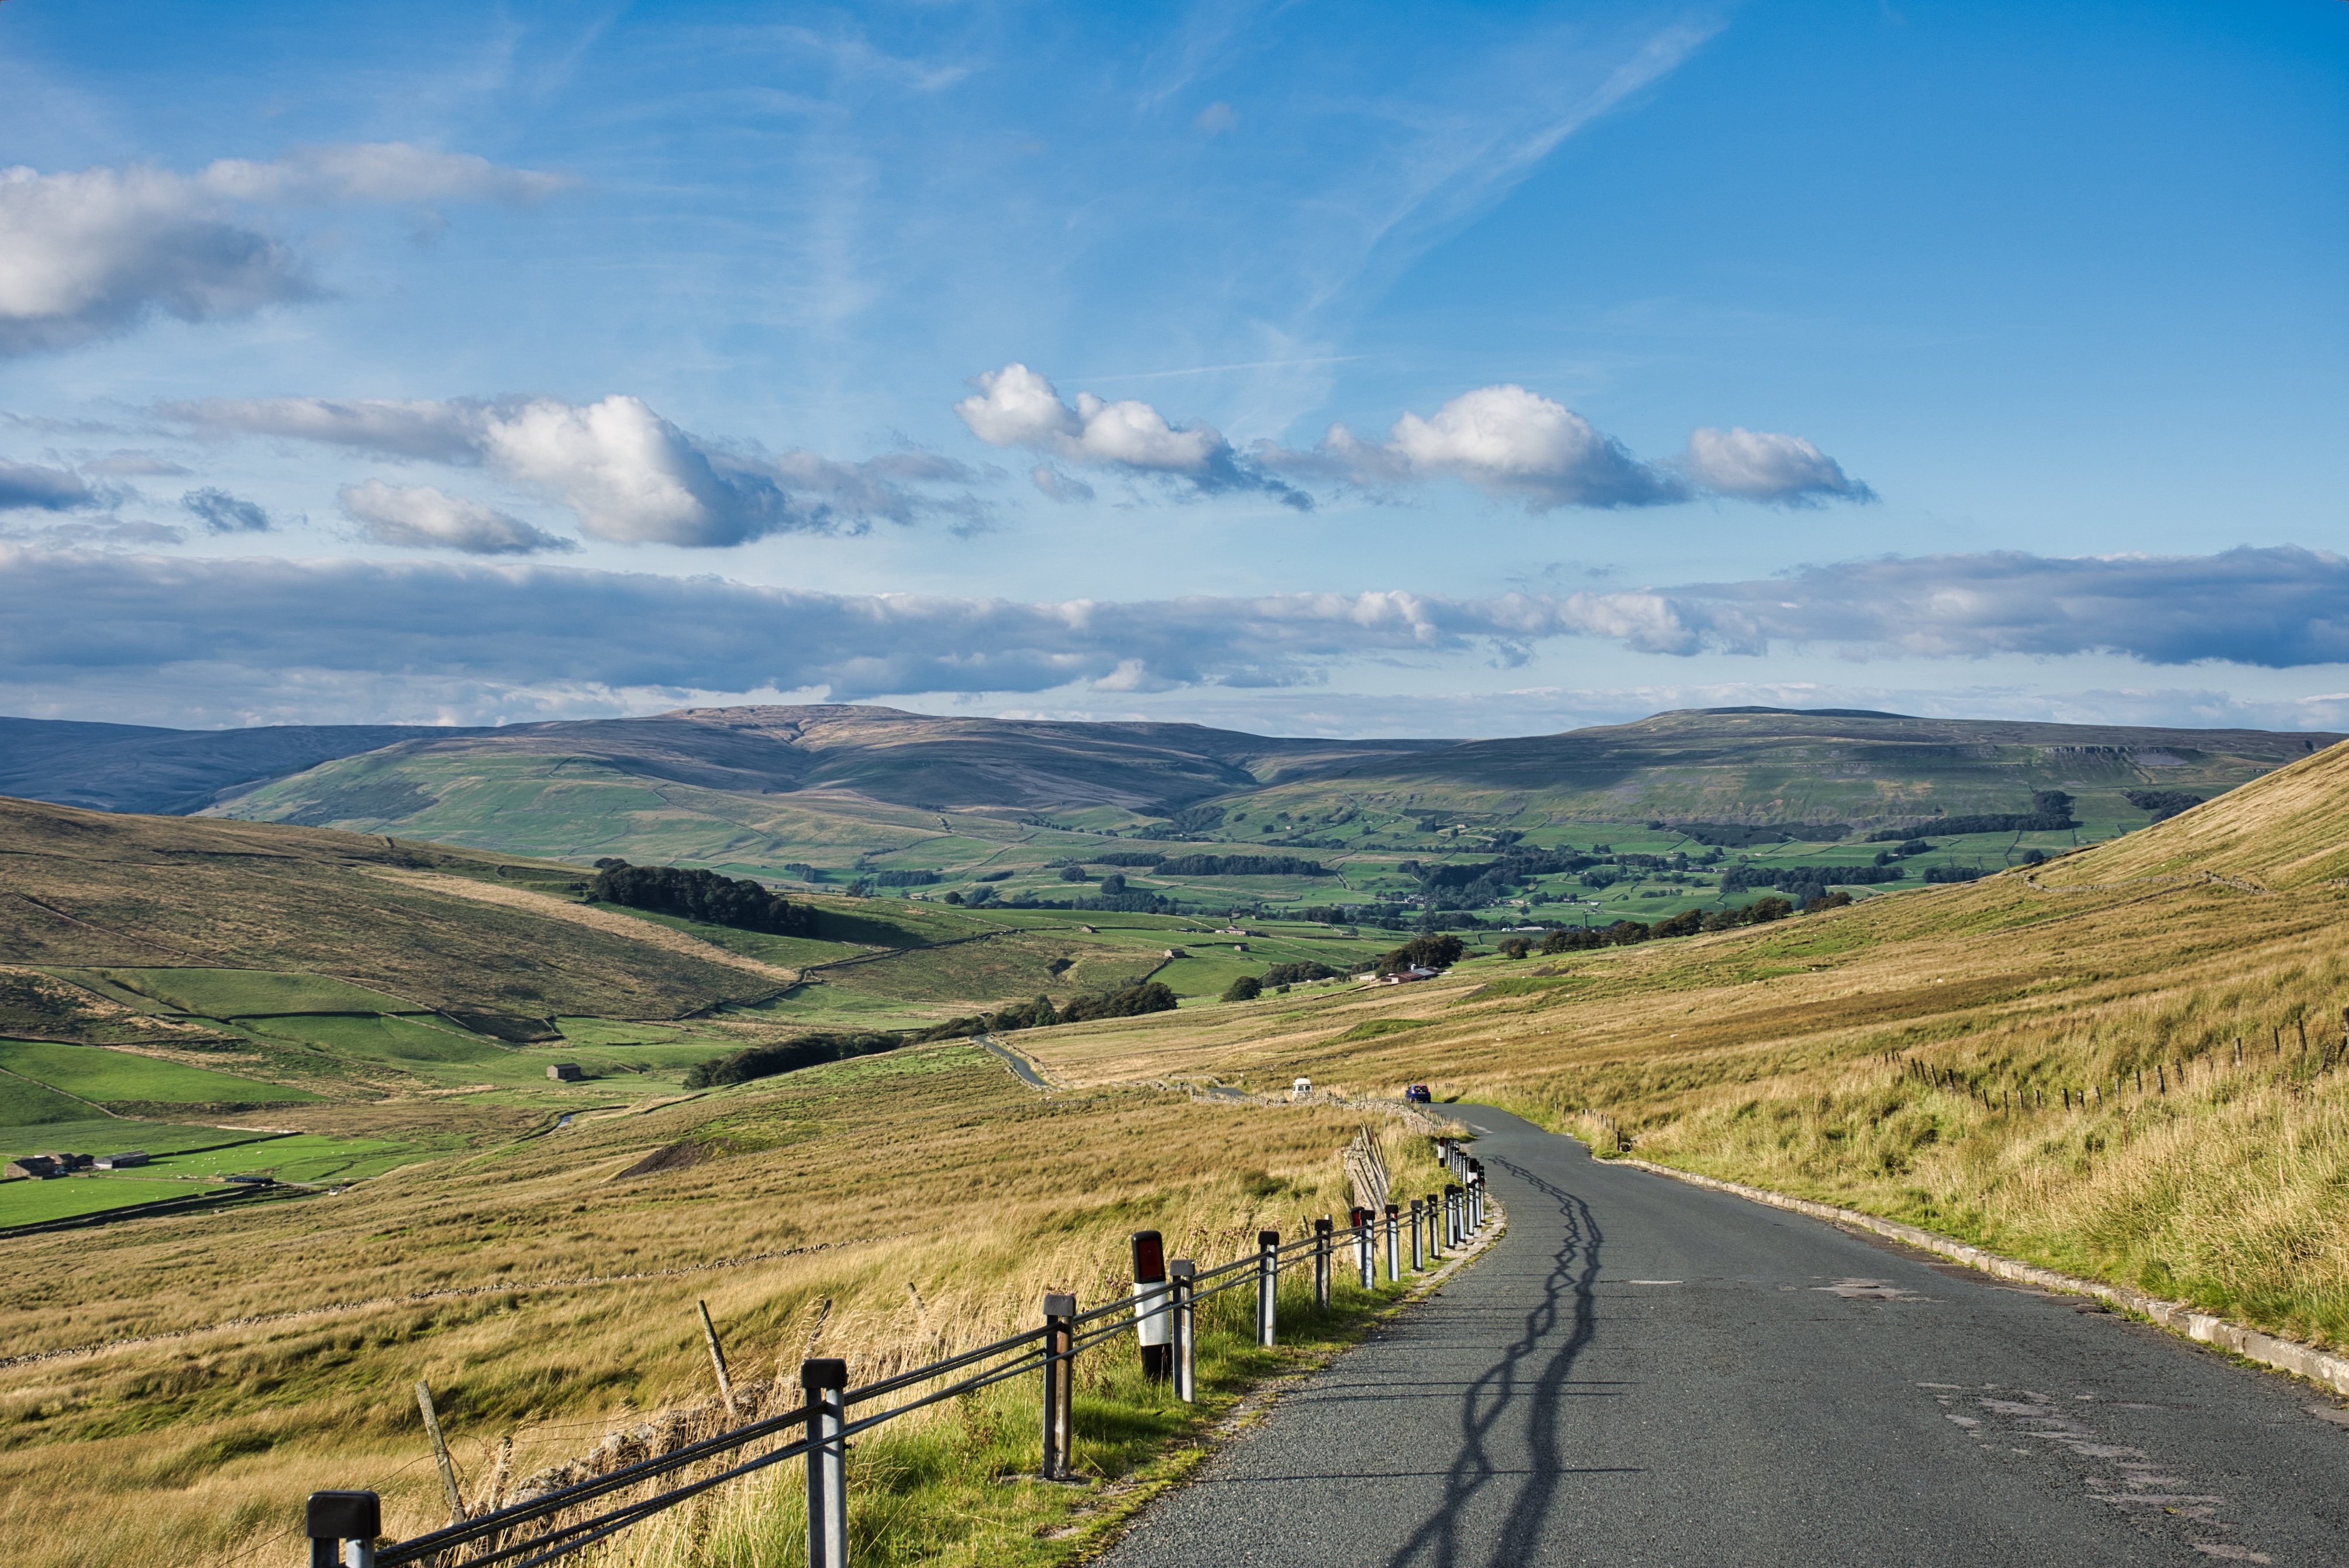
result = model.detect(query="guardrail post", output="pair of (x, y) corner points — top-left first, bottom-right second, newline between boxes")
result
(1427, 1191), (1442, 1259)
(1169, 1260), (1197, 1402)
(1384, 1201), (1401, 1281)
(1351, 1206), (1373, 1289)
(1256, 1229), (1280, 1347)
(1131, 1230), (1170, 1383)
(1408, 1198), (1424, 1269)
(305, 1491), (380, 1568)
(802, 1357), (848, 1568)
(1040, 1294), (1074, 1480)
(1445, 1183), (1461, 1247)
(1313, 1217), (1332, 1309)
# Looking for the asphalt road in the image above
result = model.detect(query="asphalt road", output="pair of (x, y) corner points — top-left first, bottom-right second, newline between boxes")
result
(1096, 1107), (2347, 1567)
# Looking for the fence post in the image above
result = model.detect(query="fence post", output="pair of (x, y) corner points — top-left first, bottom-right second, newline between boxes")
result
(1313, 1217), (1332, 1309)
(1408, 1198), (1424, 1270)
(1131, 1230), (1170, 1383)
(1169, 1260), (1197, 1403)
(305, 1491), (380, 1568)
(1256, 1229), (1280, 1348)
(1384, 1201), (1401, 1282)
(1425, 1191), (1442, 1259)
(802, 1357), (849, 1568)
(1352, 1206), (1373, 1289)
(1039, 1294), (1074, 1480)
(1445, 1184), (1461, 1247)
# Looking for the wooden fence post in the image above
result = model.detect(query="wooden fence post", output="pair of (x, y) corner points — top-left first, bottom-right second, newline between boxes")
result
(414, 1380), (466, 1527)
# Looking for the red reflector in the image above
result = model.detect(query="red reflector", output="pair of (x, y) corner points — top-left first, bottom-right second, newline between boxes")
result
(1131, 1231), (1166, 1281)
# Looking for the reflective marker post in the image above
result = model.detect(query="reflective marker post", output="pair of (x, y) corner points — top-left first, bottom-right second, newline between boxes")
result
(1131, 1230), (1171, 1383)
(1408, 1198), (1424, 1271)
(1256, 1229), (1281, 1347)
(1445, 1183), (1462, 1248)
(802, 1357), (849, 1568)
(1427, 1192), (1443, 1259)
(1169, 1259), (1197, 1402)
(305, 1490), (380, 1568)
(1384, 1201), (1401, 1283)
(1312, 1217), (1333, 1309)
(1351, 1205), (1374, 1289)
(1039, 1296), (1075, 1480)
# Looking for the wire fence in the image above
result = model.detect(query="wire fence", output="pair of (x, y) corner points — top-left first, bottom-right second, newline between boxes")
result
(304, 1138), (1492, 1568)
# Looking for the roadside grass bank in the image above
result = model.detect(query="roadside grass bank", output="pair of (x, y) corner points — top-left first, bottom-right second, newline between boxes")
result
(0, 1045), (1451, 1568)
(1016, 754), (2349, 1362)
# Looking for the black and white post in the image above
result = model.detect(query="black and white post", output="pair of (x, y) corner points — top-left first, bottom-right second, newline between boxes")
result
(1352, 1205), (1374, 1289)
(1445, 1183), (1461, 1248)
(1312, 1216), (1333, 1309)
(1169, 1259), (1197, 1402)
(1256, 1229), (1281, 1348)
(1384, 1201), (1401, 1283)
(802, 1357), (849, 1568)
(1426, 1191), (1443, 1259)
(1408, 1198), (1424, 1271)
(305, 1490), (380, 1568)
(1131, 1230), (1171, 1383)
(1039, 1294), (1075, 1480)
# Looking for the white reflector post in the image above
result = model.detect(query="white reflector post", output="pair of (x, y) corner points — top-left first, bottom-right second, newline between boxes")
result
(1131, 1229), (1171, 1381)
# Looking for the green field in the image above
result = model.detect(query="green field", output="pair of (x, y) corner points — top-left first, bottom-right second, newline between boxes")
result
(68, 968), (430, 1017)
(0, 1073), (97, 1125)
(236, 1012), (514, 1066)
(0, 1040), (318, 1106)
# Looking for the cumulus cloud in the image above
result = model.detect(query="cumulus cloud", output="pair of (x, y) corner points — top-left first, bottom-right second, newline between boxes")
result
(167, 394), (979, 547)
(0, 146), (566, 355)
(0, 458), (98, 512)
(1275, 384), (1871, 512)
(339, 480), (575, 555)
(957, 369), (1869, 514)
(181, 487), (274, 533)
(1682, 426), (1873, 505)
(2, 545), (2340, 726)
(955, 363), (1310, 508)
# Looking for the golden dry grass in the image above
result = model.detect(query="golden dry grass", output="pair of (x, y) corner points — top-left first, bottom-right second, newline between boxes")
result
(1022, 745), (2349, 1352)
(0, 1043), (1441, 1568)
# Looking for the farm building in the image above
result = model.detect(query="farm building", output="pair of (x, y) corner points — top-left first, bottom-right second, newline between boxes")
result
(547, 1063), (586, 1081)
(94, 1150), (150, 1169)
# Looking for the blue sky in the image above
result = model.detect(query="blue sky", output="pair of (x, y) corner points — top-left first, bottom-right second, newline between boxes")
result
(0, 1), (2343, 735)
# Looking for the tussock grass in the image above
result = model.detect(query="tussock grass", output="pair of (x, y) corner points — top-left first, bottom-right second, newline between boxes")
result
(0, 1045), (1444, 1567)
(1023, 745), (2349, 1355)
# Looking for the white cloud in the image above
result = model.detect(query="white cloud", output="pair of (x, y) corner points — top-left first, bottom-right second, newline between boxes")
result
(168, 394), (980, 547)
(339, 480), (575, 555)
(955, 363), (1309, 507)
(0, 146), (566, 356)
(1380, 383), (1679, 509)
(1683, 426), (1874, 504)
(0, 458), (98, 512)
(3, 544), (2348, 725)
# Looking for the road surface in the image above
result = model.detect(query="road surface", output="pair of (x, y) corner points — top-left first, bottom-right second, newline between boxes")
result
(1096, 1107), (2345, 1567)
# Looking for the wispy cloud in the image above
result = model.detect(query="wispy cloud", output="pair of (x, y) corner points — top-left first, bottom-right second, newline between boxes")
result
(339, 480), (575, 555)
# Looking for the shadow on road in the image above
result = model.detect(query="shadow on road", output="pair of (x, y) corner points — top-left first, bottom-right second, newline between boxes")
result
(1385, 1154), (1608, 1568)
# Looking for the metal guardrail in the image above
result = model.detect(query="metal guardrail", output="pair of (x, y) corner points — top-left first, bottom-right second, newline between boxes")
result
(304, 1139), (1490, 1568)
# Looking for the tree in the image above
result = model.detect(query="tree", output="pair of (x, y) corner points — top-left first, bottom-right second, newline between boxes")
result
(1222, 974), (1264, 1002)
(1499, 937), (1531, 960)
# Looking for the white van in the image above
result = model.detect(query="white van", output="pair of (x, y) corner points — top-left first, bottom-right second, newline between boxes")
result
(1291, 1076), (1313, 1100)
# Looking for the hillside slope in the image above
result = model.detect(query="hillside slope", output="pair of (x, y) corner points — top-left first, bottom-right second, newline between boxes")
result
(2037, 736), (2349, 889)
(1273, 705), (2335, 825)
(0, 795), (770, 1018)
(0, 716), (492, 815)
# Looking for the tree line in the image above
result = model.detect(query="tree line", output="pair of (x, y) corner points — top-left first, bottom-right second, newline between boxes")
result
(1865, 790), (2076, 840)
(590, 860), (818, 937)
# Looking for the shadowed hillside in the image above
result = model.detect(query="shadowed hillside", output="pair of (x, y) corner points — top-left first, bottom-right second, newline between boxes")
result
(2037, 737), (2349, 889)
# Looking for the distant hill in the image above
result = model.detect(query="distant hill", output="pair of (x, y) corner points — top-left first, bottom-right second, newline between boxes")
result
(1270, 706), (2338, 825)
(0, 705), (2334, 889)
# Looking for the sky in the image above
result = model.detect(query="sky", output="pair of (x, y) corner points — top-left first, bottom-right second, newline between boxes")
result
(0, 0), (2344, 738)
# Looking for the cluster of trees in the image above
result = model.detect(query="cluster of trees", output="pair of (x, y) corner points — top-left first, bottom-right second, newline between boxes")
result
(2126, 789), (2205, 823)
(1132, 805), (1227, 840)
(683, 1031), (898, 1089)
(1374, 933), (1466, 975)
(1153, 854), (1331, 877)
(863, 869), (941, 887)
(1262, 960), (1340, 985)
(911, 980), (1181, 1042)
(590, 860), (818, 937)
(1721, 863), (1906, 901)
(1667, 821), (1850, 847)
(1923, 865), (1989, 883)
(1533, 894), (1820, 952)
(1866, 791), (2076, 840)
